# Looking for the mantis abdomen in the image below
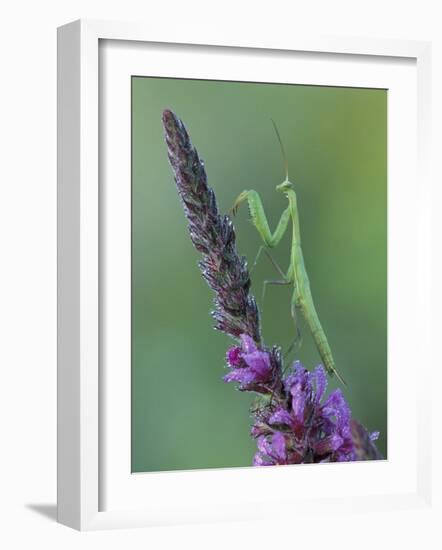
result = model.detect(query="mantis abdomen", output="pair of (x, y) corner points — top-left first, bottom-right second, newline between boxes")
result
(299, 286), (338, 380)
(293, 249), (345, 385)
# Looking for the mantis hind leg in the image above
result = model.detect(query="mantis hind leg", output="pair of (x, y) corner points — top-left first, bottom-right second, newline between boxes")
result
(250, 245), (265, 274)
(261, 279), (291, 313)
(250, 245), (286, 278)
(261, 251), (290, 303)
(249, 247), (290, 311)
(263, 249), (286, 278)
(284, 289), (303, 359)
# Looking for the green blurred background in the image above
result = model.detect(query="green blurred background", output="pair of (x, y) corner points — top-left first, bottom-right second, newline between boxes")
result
(131, 77), (387, 472)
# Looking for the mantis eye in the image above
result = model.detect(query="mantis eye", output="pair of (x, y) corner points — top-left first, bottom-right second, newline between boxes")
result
(276, 180), (293, 192)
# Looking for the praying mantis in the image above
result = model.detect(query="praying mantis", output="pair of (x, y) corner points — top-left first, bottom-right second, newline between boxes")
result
(231, 122), (346, 386)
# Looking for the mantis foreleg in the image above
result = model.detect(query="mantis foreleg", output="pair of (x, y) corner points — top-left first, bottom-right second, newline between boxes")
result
(231, 190), (291, 248)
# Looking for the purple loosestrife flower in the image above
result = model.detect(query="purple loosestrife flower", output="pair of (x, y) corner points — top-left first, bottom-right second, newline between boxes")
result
(250, 362), (357, 465)
(224, 338), (381, 463)
(224, 334), (273, 391)
(162, 109), (261, 344)
(253, 432), (294, 466)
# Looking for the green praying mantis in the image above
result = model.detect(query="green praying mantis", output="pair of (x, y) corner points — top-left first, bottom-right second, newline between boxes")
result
(231, 121), (346, 386)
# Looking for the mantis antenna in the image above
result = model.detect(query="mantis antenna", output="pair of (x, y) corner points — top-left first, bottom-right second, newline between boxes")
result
(271, 118), (289, 182)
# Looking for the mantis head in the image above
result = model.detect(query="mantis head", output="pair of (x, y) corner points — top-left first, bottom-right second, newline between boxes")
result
(276, 179), (293, 193)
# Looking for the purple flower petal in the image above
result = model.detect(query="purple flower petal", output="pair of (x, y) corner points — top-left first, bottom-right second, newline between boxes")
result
(321, 389), (350, 428)
(226, 346), (242, 367)
(283, 360), (304, 391)
(269, 407), (293, 427)
(291, 383), (307, 424)
(257, 435), (273, 456)
(314, 434), (344, 456)
(240, 334), (257, 354)
(313, 365), (327, 403)
(242, 350), (272, 378)
(251, 423), (270, 438)
(223, 368), (257, 385)
(253, 453), (272, 466)
(271, 432), (287, 461)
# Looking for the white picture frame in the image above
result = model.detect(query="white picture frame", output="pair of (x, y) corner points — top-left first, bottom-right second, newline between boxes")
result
(57, 19), (432, 531)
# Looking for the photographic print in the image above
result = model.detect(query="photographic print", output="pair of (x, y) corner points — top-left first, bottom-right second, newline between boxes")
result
(131, 77), (386, 472)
